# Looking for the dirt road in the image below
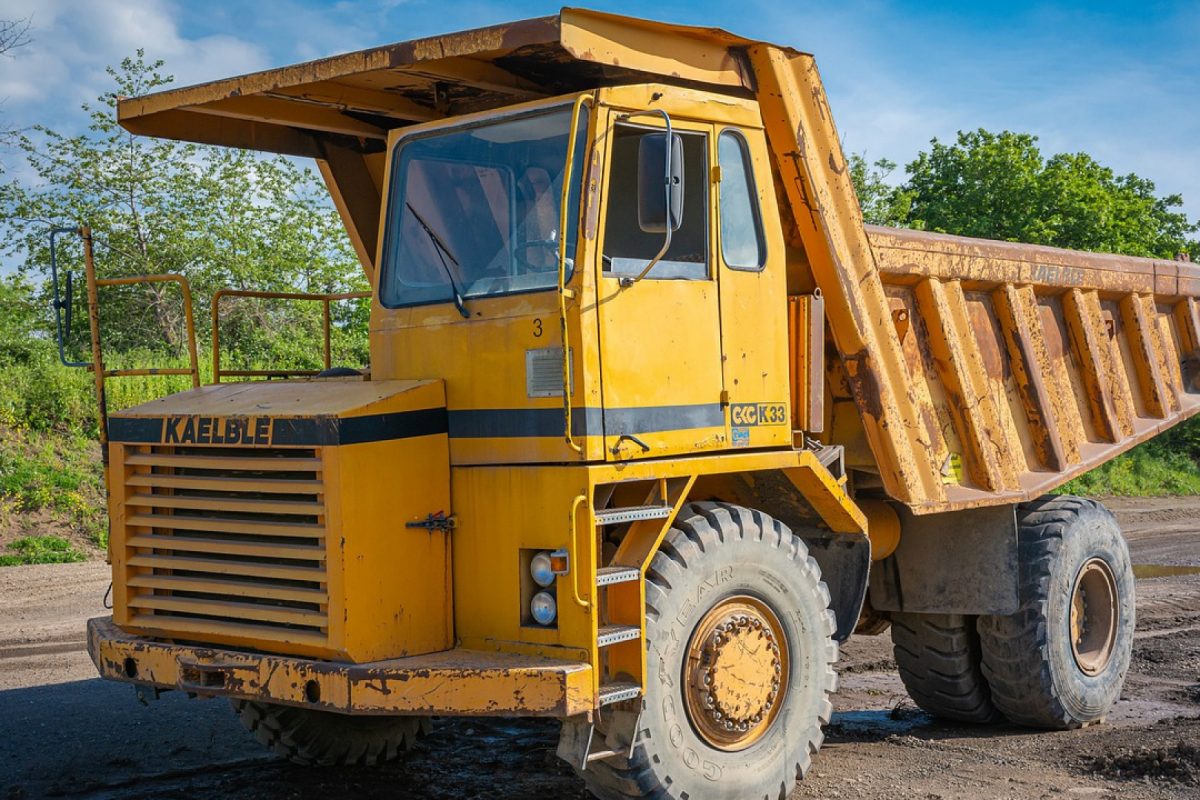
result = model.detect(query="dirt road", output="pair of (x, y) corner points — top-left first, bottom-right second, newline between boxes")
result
(1, 496), (1197, 799)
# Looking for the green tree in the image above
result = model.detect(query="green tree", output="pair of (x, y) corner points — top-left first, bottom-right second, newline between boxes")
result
(0, 16), (31, 142)
(0, 52), (367, 368)
(849, 154), (912, 227)
(0, 275), (46, 365)
(900, 129), (1197, 259)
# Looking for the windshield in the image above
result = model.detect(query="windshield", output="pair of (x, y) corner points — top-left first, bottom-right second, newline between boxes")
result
(379, 106), (587, 309)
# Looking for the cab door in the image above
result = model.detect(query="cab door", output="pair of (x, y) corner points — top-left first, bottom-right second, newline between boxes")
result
(593, 111), (726, 460)
(713, 127), (793, 450)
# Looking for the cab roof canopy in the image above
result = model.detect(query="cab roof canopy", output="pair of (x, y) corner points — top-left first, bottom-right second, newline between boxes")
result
(118, 7), (766, 156)
(117, 7), (777, 274)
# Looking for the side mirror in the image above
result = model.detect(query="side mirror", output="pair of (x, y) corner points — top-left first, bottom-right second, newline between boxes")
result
(637, 132), (684, 233)
(48, 225), (88, 368)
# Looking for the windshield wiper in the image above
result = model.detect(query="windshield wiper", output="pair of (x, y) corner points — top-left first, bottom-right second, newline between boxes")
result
(405, 202), (470, 318)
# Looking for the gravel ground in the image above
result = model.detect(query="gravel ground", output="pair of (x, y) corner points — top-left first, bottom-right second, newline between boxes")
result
(1, 496), (1198, 799)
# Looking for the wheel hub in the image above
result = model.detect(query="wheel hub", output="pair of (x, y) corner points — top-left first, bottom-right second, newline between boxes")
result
(684, 596), (789, 751)
(1070, 557), (1119, 676)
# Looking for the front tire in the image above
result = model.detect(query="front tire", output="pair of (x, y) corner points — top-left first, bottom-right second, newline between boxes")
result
(231, 700), (430, 766)
(977, 496), (1134, 729)
(570, 502), (838, 800)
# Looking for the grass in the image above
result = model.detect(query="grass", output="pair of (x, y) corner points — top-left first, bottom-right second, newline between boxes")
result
(0, 431), (102, 513)
(1058, 442), (1200, 497)
(0, 534), (88, 566)
(0, 424), (107, 553)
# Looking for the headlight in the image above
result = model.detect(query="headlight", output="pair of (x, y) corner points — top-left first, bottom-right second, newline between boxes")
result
(530, 551), (556, 587)
(531, 591), (557, 625)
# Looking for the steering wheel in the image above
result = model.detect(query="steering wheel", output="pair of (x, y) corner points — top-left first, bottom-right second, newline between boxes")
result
(514, 239), (561, 273)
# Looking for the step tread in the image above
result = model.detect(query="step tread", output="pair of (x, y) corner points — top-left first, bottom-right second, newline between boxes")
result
(594, 505), (672, 525)
(598, 681), (641, 706)
(596, 566), (640, 586)
(597, 624), (641, 647)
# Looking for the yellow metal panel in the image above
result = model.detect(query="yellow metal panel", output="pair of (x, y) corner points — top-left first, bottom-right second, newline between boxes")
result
(913, 278), (1016, 492)
(126, 535), (324, 560)
(991, 283), (1068, 472)
(1063, 288), (1125, 442)
(126, 473), (324, 493)
(747, 45), (942, 508)
(451, 464), (597, 663)
(598, 84), (762, 129)
(334, 432), (454, 661)
(372, 290), (605, 465)
(1121, 294), (1170, 419)
(89, 616), (591, 717)
(781, 452), (867, 535)
(124, 514), (321, 538)
(126, 493), (321, 515)
(107, 442), (132, 626)
(560, 8), (752, 90)
(127, 574), (326, 604)
(128, 595), (328, 628)
(126, 553), (325, 582)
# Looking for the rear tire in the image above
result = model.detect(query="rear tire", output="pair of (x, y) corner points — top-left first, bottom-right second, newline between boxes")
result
(231, 700), (430, 766)
(977, 496), (1134, 729)
(566, 502), (838, 800)
(891, 613), (1002, 723)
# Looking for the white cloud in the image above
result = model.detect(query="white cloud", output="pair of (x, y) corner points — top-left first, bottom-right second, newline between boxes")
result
(0, 0), (268, 130)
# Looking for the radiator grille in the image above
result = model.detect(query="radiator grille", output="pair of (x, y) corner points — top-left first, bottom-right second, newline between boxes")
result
(122, 445), (329, 650)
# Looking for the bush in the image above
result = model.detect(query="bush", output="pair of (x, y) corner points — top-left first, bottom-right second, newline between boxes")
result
(1059, 440), (1200, 496)
(0, 535), (88, 566)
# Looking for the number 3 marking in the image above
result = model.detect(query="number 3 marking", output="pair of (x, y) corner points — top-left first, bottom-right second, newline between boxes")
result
(533, 318), (544, 338)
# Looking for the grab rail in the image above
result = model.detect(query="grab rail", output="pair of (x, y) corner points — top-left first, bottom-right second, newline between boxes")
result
(211, 289), (370, 383)
(47, 225), (201, 467)
(556, 93), (594, 455)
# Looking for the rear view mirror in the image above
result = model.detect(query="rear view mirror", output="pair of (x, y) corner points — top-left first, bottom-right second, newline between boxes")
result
(637, 132), (684, 233)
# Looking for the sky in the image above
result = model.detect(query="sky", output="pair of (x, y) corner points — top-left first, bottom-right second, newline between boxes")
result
(0, 0), (1197, 223)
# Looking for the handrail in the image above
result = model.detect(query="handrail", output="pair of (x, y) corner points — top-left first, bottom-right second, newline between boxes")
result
(211, 288), (370, 383)
(94, 273), (202, 385)
(567, 493), (590, 610)
(556, 93), (594, 455)
(45, 224), (202, 518)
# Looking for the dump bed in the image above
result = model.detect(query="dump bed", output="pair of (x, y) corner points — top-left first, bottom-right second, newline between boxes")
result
(115, 7), (1200, 515)
(864, 225), (1200, 510)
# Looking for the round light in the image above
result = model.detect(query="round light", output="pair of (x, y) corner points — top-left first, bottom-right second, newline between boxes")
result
(530, 551), (556, 588)
(531, 590), (557, 626)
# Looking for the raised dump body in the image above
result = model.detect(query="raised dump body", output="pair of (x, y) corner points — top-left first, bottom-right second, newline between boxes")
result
(859, 225), (1200, 509)
(80, 8), (1197, 800)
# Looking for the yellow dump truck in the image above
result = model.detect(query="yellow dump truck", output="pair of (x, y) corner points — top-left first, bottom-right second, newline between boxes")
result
(75, 8), (1200, 799)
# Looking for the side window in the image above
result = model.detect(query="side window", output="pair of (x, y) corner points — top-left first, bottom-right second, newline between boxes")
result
(718, 130), (766, 271)
(602, 124), (709, 280)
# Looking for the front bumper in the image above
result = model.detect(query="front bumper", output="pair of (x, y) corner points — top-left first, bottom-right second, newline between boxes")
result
(87, 616), (594, 717)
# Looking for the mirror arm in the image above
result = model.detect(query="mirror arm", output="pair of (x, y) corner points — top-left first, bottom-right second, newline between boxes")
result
(618, 109), (674, 286)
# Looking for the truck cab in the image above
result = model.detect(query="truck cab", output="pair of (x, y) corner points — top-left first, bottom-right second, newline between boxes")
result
(372, 84), (795, 465)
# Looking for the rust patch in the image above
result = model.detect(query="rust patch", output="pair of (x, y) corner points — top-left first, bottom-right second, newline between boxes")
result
(840, 351), (884, 421)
